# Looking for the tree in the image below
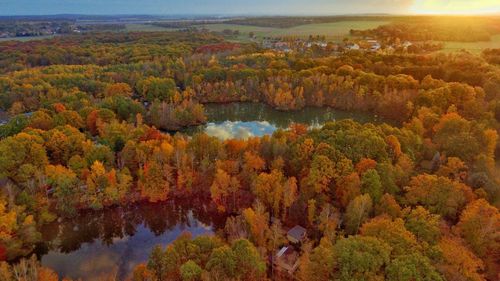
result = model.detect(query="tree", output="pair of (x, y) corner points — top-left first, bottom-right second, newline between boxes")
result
(374, 194), (402, 218)
(355, 158), (377, 174)
(385, 253), (443, 281)
(437, 237), (485, 281)
(231, 239), (266, 281)
(307, 199), (317, 227)
(361, 169), (383, 203)
(138, 159), (171, 203)
(105, 83), (133, 98)
(404, 206), (441, 245)
(136, 77), (177, 102)
(334, 236), (391, 281)
(344, 194), (373, 235)
(282, 177), (297, 221)
(360, 216), (418, 257)
(300, 238), (335, 281)
(405, 174), (474, 220)
(180, 260), (202, 281)
(206, 246), (237, 280)
(132, 264), (154, 281)
(45, 165), (79, 216)
(242, 206), (269, 247)
(210, 168), (241, 212)
(335, 172), (361, 209)
(252, 170), (284, 217)
(456, 199), (499, 257)
(0, 133), (48, 185)
(303, 155), (336, 194)
(147, 245), (168, 280)
(266, 219), (286, 254)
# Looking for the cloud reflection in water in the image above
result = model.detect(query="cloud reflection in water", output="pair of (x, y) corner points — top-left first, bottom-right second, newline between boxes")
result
(204, 121), (277, 140)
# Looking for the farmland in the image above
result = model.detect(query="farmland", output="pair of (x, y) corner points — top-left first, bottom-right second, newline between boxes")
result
(199, 20), (389, 41)
(440, 34), (500, 54)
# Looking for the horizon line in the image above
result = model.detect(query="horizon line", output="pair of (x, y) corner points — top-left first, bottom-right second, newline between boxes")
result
(0, 12), (499, 17)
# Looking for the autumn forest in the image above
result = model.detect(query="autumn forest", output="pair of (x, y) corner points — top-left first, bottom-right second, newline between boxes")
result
(0, 14), (499, 281)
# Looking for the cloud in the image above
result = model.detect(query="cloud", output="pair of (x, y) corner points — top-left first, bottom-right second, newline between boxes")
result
(204, 121), (276, 140)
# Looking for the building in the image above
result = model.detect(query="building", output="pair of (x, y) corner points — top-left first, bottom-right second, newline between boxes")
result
(402, 41), (413, 49)
(274, 246), (300, 274)
(345, 43), (360, 51)
(367, 40), (381, 52)
(287, 225), (307, 244)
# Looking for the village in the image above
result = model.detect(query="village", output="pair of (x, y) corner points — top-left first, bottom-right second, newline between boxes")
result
(261, 35), (414, 54)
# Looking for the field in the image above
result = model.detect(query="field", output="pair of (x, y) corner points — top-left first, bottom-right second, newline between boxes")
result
(197, 20), (389, 42)
(439, 34), (500, 54)
(0, 34), (56, 42)
(124, 23), (175, 32)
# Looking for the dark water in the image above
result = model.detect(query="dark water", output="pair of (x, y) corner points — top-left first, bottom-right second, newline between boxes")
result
(182, 102), (388, 139)
(37, 199), (225, 280)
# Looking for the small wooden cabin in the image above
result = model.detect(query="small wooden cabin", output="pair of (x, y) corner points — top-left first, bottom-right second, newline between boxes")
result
(287, 225), (306, 244)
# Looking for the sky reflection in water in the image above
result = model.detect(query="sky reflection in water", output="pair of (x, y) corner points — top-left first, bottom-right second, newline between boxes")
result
(41, 213), (211, 280)
(184, 102), (387, 139)
(204, 120), (277, 140)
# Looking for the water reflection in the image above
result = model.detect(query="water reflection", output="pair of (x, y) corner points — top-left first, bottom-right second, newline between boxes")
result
(204, 121), (276, 140)
(182, 103), (388, 139)
(37, 198), (225, 280)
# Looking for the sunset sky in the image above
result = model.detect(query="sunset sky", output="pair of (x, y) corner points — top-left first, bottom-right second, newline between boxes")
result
(0, 0), (499, 15)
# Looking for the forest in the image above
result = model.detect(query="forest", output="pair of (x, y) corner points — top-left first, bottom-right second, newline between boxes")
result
(0, 17), (499, 281)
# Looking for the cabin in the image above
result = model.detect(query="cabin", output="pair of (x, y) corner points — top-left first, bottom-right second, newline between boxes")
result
(274, 246), (300, 274)
(287, 225), (307, 244)
(345, 43), (360, 51)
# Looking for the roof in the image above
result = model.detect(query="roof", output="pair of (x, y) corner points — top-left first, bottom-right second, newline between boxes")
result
(287, 225), (306, 240)
(275, 246), (299, 267)
(276, 246), (289, 257)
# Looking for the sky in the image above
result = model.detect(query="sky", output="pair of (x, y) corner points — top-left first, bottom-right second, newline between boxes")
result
(0, 0), (499, 16)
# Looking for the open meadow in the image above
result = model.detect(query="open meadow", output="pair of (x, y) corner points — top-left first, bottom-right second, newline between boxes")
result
(440, 34), (500, 54)
(199, 20), (389, 41)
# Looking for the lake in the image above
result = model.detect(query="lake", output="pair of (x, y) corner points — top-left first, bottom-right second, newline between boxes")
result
(182, 102), (388, 139)
(37, 199), (225, 280)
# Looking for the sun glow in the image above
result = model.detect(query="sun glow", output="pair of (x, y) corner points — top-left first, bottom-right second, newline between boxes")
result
(411, 0), (500, 15)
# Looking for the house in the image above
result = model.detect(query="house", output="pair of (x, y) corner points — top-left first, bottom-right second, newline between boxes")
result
(287, 225), (307, 244)
(306, 41), (328, 48)
(367, 40), (381, 52)
(402, 41), (413, 49)
(274, 246), (300, 274)
(274, 41), (292, 52)
(345, 43), (360, 51)
(262, 37), (279, 49)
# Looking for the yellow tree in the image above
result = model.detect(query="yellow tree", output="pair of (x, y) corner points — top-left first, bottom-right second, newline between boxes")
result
(210, 168), (240, 212)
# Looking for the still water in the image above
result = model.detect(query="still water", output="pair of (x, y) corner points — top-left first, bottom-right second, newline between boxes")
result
(38, 103), (384, 280)
(183, 102), (387, 139)
(38, 199), (225, 280)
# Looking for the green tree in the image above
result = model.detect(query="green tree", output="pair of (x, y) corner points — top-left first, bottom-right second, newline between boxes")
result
(180, 260), (202, 281)
(361, 169), (383, 203)
(404, 206), (441, 245)
(386, 253), (443, 281)
(344, 194), (373, 235)
(334, 236), (391, 281)
(231, 239), (266, 280)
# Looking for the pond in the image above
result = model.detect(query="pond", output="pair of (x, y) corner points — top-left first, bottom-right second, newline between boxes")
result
(36, 199), (225, 280)
(182, 102), (388, 139)
(36, 102), (386, 280)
